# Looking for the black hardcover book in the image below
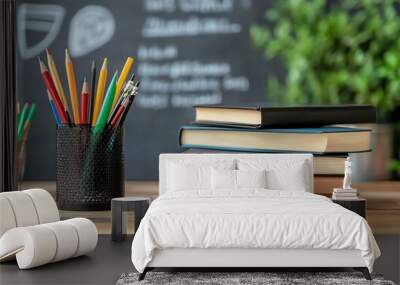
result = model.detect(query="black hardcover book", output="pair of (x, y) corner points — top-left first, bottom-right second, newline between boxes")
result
(194, 104), (376, 128)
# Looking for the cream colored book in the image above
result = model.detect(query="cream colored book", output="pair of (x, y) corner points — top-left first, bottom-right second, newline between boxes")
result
(180, 125), (372, 154)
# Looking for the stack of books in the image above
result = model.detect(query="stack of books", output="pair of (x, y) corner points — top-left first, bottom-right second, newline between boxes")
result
(179, 104), (376, 195)
(332, 188), (358, 200)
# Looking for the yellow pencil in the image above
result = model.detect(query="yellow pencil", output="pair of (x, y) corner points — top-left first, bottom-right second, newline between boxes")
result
(46, 49), (68, 112)
(92, 58), (108, 126)
(65, 49), (80, 124)
(111, 57), (134, 112)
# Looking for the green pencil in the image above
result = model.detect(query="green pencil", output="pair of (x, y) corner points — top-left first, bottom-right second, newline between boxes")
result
(94, 71), (118, 134)
(18, 103), (28, 142)
(25, 103), (37, 128)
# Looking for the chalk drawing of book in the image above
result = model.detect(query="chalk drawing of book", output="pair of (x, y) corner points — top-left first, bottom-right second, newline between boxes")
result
(18, 3), (65, 59)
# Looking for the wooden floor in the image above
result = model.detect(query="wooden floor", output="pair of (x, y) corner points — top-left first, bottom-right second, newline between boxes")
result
(20, 180), (400, 234)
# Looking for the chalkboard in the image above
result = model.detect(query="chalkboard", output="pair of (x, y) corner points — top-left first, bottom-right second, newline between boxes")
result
(17, 0), (271, 180)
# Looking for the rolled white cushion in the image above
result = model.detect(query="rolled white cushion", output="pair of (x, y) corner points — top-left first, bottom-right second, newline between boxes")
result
(42, 221), (79, 262)
(0, 226), (57, 269)
(0, 196), (16, 237)
(64, 218), (98, 257)
(23, 189), (59, 223)
(0, 218), (98, 269)
(0, 192), (39, 227)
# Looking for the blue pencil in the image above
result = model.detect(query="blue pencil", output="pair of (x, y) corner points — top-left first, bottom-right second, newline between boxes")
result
(47, 91), (61, 125)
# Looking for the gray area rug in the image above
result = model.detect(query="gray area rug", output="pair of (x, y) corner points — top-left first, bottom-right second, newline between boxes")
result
(116, 272), (396, 285)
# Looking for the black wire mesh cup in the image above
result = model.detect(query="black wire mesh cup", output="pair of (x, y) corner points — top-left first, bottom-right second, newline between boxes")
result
(56, 125), (124, 210)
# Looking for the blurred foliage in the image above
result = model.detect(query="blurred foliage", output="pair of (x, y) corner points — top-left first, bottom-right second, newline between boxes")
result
(389, 159), (400, 175)
(389, 122), (400, 177)
(251, 0), (400, 114)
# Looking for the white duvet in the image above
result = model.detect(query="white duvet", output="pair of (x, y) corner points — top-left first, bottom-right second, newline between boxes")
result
(131, 190), (380, 273)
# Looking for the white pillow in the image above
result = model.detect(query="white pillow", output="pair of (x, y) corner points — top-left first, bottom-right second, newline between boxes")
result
(211, 169), (267, 190)
(237, 159), (308, 191)
(211, 168), (236, 190)
(167, 160), (235, 191)
(266, 168), (306, 192)
(237, 169), (267, 189)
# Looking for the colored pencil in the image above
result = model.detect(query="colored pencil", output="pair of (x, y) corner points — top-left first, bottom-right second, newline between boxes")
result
(21, 103), (36, 143)
(92, 58), (108, 126)
(46, 48), (68, 112)
(18, 122), (32, 165)
(40, 51), (139, 130)
(94, 70), (118, 134)
(110, 97), (129, 127)
(47, 91), (61, 125)
(21, 123), (32, 146)
(111, 57), (134, 112)
(24, 103), (36, 129)
(65, 110), (73, 127)
(118, 81), (140, 126)
(89, 60), (96, 123)
(108, 93), (125, 125)
(39, 58), (68, 123)
(17, 103), (28, 141)
(108, 73), (135, 124)
(65, 49), (80, 124)
(80, 78), (89, 124)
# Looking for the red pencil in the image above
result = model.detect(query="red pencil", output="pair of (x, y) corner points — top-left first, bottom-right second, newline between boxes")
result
(39, 58), (68, 124)
(110, 97), (129, 127)
(80, 78), (89, 124)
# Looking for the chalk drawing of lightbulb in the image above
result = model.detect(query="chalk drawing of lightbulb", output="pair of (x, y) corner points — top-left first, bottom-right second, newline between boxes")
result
(68, 5), (115, 57)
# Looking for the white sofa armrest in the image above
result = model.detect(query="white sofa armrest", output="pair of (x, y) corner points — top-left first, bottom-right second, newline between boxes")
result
(0, 218), (98, 269)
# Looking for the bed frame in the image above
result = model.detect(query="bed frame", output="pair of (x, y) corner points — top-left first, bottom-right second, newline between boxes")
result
(139, 154), (372, 280)
(140, 248), (370, 280)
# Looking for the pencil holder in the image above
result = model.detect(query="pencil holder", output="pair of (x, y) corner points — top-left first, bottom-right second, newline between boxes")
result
(56, 125), (124, 211)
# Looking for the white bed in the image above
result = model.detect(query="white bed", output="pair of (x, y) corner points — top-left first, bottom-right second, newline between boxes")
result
(131, 153), (380, 280)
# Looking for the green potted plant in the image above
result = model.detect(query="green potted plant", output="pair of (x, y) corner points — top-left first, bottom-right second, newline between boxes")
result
(251, 0), (400, 180)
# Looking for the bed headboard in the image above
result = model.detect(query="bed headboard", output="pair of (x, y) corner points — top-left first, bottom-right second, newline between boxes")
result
(159, 153), (314, 195)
